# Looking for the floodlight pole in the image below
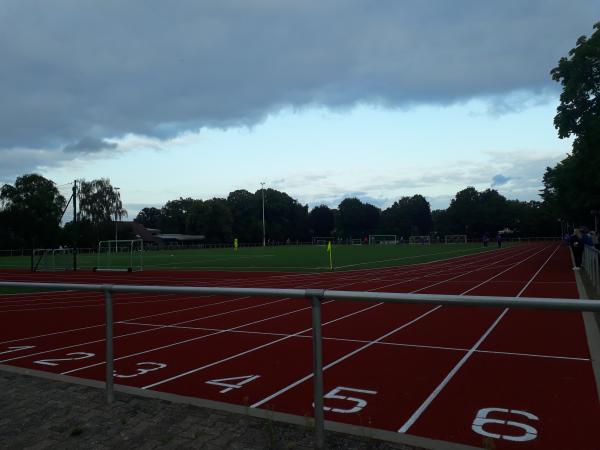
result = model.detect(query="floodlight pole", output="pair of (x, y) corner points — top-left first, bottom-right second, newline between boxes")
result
(73, 180), (77, 271)
(261, 182), (266, 247)
(115, 187), (120, 242)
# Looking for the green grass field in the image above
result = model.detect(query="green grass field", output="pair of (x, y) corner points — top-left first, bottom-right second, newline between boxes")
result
(0, 242), (512, 273)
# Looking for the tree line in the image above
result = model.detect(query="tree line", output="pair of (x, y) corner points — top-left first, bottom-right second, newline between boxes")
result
(541, 22), (600, 230)
(0, 173), (559, 250)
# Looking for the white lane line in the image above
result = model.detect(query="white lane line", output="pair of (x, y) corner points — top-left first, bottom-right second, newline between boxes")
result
(1, 244), (531, 368)
(247, 244), (551, 410)
(0, 268), (339, 345)
(2, 244), (517, 351)
(142, 302), (392, 390)
(250, 306), (444, 408)
(397, 244), (560, 433)
(121, 322), (590, 362)
(136, 246), (535, 389)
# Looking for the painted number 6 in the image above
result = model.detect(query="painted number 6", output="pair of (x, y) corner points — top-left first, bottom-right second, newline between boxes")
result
(472, 407), (539, 442)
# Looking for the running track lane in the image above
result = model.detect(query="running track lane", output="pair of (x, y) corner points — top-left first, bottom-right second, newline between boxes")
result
(3, 243), (593, 449)
(244, 244), (598, 449)
(0, 245), (530, 355)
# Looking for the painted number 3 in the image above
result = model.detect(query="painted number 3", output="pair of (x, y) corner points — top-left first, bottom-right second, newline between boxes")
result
(114, 362), (167, 378)
(472, 407), (539, 442)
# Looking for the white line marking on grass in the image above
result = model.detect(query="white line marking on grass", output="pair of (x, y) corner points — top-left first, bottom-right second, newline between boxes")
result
(397, 244), (560, 434)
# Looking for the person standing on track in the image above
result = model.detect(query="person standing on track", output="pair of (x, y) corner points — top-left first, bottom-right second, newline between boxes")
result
(496, 233), (502, 248)
(570, 228), (584, 270)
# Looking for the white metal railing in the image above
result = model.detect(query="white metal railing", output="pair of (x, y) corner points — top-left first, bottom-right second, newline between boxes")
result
(583, 245), (600, 295)
(1, 281), (599, 449)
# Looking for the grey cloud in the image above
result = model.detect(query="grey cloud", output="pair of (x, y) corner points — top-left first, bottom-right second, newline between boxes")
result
(0, 0), (596, 153)
(63, 137), (117, 154)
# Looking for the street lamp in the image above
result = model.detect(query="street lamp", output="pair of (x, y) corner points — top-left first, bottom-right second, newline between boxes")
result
(115, 187), (120, 241)
(260, 182), (266, 247)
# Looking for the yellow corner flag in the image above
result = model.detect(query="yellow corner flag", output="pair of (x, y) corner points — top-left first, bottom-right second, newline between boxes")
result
(326, 241), (333, 270)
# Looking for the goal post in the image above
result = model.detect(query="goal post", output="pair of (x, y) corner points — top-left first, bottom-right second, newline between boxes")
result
(444, 234), (468, 244)
(368, 235), (397, 245)
(408, 235), (431, 245)
(312, 236), (335, 246)
(95, 239), (143, 272)
(32, 247), (74, 272)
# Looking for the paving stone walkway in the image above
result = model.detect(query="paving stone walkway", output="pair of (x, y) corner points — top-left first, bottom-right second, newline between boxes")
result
(0, 371), (420, 450)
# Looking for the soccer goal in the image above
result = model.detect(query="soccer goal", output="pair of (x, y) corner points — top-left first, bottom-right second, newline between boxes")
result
(95, 239), (143, 272)
(408, 235), (431, 245)
(32, 248), (74, 272)
(369, 235), (397, 245)
(312, 237), (334, 246)
(444, 234), (468, 244)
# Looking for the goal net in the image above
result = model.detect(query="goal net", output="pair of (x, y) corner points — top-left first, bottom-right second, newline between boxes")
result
(408, 235), (431, 245)
(32, 248), (74, 272)
(95, 239), (143, 272)
(369, 235), (397, 245)
(312, 236), (334, 246)
(444, 234), (467, 244)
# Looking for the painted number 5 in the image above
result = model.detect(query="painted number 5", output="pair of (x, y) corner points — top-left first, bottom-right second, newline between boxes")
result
(320, 386), (378, 414)
(472, 407), (539, 442)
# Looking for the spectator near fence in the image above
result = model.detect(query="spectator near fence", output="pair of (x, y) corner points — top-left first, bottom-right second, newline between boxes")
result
(570, 228), (584, 270)
(591, 231), (599, 250)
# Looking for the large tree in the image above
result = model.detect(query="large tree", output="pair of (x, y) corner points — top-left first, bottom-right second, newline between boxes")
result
(543, 22), (600, 225)
(0, 174), (65, 247)
(78, 179), (127, 224)
(336, 198), (380, 238)
(380, 195), (432, 238)
(227, 189), (262, 242)
(134, 207), (161, 229)
(309, 205), (335, 237)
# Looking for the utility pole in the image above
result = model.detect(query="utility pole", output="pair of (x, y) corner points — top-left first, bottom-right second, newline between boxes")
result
(261, 182), (266, 247)
(73, 180), (77, 270)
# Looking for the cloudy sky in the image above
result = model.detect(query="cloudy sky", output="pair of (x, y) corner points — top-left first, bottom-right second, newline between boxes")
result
(1, 1), (596, 217)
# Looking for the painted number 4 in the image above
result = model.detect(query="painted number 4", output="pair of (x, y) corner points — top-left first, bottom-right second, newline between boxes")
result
(472, 407), (539, 442)
(319, 386), (378, 414)
(206, 375), (261, 393)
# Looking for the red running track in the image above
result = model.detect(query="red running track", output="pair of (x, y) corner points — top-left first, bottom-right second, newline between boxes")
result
(0, 243), (598, 449)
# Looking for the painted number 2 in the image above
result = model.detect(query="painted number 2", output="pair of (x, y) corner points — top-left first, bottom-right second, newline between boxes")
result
(114, 362), (167, 378)
(34, 352), (95, 366)
(472, 407), (539, 442)
(320, 386), (378, 414)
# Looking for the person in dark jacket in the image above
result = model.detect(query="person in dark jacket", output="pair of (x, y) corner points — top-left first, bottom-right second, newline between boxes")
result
(570, 228), (584, 270)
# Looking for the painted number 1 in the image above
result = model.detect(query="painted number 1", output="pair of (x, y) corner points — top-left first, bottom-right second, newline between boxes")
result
(319, 386), (378, 414)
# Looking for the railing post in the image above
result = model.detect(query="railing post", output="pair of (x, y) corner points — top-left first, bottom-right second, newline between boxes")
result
(103, 288), (114, 404)
(307, 289), (325, 450)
